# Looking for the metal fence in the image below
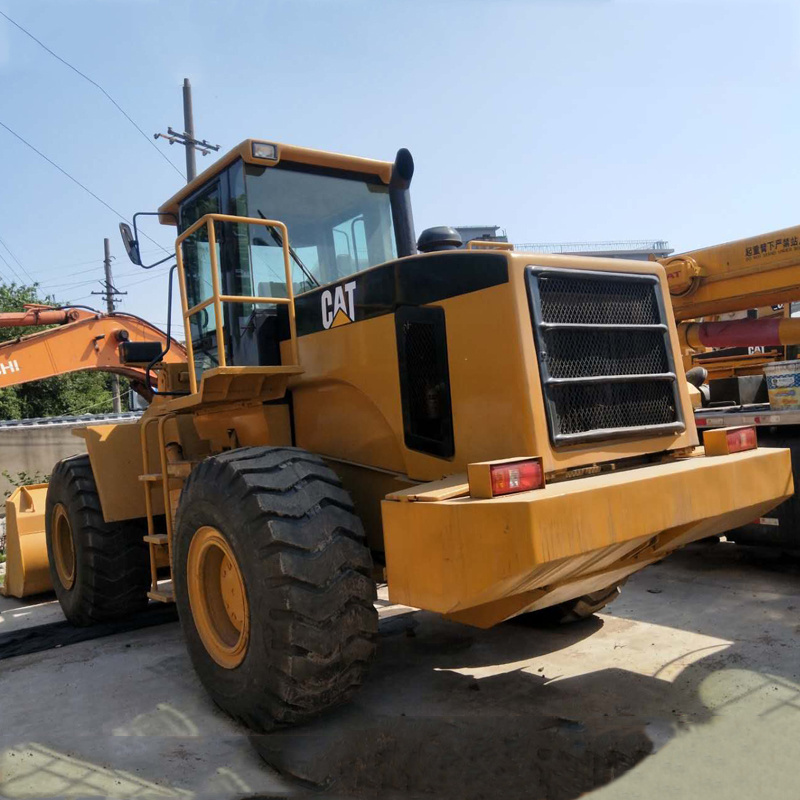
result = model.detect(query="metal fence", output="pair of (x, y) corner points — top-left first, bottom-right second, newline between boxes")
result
(0, 411), (142, 430)
(515, 240), (671, 255)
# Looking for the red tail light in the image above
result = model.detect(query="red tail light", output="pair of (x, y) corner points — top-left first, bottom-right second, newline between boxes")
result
(725, 427), (757, 453)
(489, 460), (544, 497)
(468, 457), (546, 499)
(704, 425), (758, 456)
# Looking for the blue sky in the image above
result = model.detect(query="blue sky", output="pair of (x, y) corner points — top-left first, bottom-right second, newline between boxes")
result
(0, 0), (798, 323)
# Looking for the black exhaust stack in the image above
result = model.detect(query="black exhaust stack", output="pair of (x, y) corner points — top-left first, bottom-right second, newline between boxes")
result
(390, 148), (416, 258)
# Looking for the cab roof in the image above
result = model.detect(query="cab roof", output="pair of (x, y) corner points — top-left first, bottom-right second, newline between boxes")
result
(158, 139), (394, 224)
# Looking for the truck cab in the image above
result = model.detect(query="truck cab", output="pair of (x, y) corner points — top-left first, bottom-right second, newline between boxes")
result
(159, 140), (412, 377)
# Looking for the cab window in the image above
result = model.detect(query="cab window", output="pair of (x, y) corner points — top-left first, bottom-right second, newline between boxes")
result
(243, 163), (396, 297)
(179, 183), (222, 375)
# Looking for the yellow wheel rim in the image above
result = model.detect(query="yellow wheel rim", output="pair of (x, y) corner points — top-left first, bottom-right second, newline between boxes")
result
(51, 503), (76, 591)
(187, 526), (250, 669)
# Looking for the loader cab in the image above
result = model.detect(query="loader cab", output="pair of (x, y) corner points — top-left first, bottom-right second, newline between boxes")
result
(160, 140), (414, 379)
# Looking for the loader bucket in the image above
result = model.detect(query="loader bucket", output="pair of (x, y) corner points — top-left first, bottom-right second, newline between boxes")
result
(1, 484), (51, 598)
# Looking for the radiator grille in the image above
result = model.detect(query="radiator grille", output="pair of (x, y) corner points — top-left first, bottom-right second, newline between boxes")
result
(528, 267), (684, 446)
(539, 275), (660, 326)
(549, 382), (678, 437)
(541, 328), (669, 379)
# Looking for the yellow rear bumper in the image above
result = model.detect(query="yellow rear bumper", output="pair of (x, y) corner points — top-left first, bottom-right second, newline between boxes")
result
(382, 448), (793, 628)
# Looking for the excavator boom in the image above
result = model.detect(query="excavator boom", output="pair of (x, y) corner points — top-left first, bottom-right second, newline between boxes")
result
(0, 305), (96, 328)
(0, 310), (186, 399)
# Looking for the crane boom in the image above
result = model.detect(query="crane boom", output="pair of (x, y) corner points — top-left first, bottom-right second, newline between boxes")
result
(659, 224), (800, 322)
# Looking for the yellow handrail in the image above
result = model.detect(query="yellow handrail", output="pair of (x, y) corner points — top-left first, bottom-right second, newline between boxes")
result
(175, 213), (300, 394)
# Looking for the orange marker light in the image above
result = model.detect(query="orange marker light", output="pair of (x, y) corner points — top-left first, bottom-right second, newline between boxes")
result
(489, 460), (544, 497)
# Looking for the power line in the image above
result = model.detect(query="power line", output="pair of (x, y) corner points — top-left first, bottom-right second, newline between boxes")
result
(24, 248), (166, 277)
(24, 256), (103, 274)
(0, 250), (19, 283)
(0, 232), (35, 282)
(117, 271), (172, 290)
(0, 119), (170, 255)
(0, 10), (185, 181)
(68, 268), (169, 302)
(73, 389), (126, 415)
(36, 265), (107, 282)
(38, 263), (169, 290)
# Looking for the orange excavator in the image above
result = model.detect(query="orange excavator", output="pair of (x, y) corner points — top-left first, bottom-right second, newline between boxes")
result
(0, 304), (186, 400)
(0, 305), (186, 597)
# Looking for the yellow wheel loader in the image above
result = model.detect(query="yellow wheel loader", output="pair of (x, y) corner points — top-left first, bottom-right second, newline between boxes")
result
(14, 139), (794, 731)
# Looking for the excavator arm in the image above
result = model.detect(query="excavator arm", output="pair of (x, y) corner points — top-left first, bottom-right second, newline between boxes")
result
(0, 306), (187, 400)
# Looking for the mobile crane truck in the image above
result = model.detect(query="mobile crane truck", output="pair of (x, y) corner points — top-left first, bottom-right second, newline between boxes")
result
(660, 227), (800, 548)
(5, 139), (793, 732)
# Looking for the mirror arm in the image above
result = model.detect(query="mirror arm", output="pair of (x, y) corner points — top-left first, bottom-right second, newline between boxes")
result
(120, 211), (178, 270)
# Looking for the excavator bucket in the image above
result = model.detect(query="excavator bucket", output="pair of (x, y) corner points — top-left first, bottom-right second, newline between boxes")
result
(1, 484), (51, 599)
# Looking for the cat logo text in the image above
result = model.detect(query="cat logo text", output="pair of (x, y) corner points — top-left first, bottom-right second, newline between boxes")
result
(321, 281), (356, 330)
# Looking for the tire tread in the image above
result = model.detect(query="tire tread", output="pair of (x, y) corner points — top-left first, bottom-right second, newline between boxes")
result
(173, 445), (377, 731)
(46, 454), (149, 625)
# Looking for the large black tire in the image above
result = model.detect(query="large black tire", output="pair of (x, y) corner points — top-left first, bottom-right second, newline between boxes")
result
(521, 584), (623, 626)
(173, 446), (378, 732)
(45, 454), (150, 626)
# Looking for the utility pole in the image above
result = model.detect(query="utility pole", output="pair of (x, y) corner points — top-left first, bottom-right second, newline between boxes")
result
(92, 238), (126, 413)
(155, 78), (220, 185)
(182, 78), (196, 182)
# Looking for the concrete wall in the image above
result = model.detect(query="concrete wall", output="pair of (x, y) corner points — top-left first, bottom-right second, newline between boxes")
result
(0, 414), (141, 501)
(0, 427), (87, 498)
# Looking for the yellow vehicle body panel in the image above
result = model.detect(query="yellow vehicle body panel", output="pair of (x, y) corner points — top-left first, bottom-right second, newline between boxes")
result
(1, 484), (50, 598)
(73, 423), (163, 523)
(382, 447), (793, 628)
(289, 250), (698, 486)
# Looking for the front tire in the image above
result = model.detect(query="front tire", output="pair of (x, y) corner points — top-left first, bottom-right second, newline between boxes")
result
(173, 446), (378, 732)
(45, 454), (150, 625)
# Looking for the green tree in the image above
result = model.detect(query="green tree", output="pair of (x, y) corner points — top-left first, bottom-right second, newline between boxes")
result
(0, 283), (128, 420)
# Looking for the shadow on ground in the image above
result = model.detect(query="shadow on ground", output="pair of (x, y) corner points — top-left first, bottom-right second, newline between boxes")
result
(252, 541), (800, 799)
(251, 611), (711, 799)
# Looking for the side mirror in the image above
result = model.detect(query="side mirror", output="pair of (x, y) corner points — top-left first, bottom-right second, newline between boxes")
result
(119, 222), (141, 266)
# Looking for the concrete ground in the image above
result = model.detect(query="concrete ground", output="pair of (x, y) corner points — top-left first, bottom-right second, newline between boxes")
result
(0, 541), (798, 799)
